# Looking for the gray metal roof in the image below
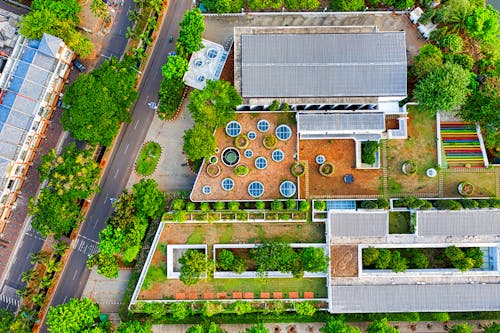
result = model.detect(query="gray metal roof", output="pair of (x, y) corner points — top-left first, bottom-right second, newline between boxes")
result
(330, 284), (500, 313)
(329, 211), (388, 238)
(298, 112), (385, 133)
(417, 210), (500, 237)
(240, 32), (407, 98)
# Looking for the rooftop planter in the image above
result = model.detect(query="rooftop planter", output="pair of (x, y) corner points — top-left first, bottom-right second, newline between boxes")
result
(458, 181), (475, 197)
(206, 163), (221, 178)
(263, 134), (277, 149)
(401, 160), (417, 175)
(135, 141), (162, 176)
(234, 164), (249, 177)
(318, 162), (334, 177)
(291, 161), (306, 177)
(234, 134), (249, 150)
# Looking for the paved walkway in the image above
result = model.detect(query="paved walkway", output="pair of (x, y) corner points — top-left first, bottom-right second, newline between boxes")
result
(153, 320), (497, 333)
(126, 97), (196, 192)
(82, 268), (131, 314)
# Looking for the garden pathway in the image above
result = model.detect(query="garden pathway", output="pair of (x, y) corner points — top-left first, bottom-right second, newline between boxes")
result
(382, 140), (389, 198)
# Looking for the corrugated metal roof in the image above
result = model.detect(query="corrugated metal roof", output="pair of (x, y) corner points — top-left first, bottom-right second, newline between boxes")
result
(240, 32), (407, 98)
(330, 284), (500, 313)
(329, 211), (388, 237)
(417, 210), (500, 237)
(298, 112), (385, 133)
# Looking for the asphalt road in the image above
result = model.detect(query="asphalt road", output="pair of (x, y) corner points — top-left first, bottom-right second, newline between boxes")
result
(40, 0), (192, 330)
(0, 0), (29, 15)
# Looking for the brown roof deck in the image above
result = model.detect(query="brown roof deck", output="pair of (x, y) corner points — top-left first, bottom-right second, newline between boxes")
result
(191, 112), (298, 201)
(330, 245), (359, 277)
(299, 139), (382, 198)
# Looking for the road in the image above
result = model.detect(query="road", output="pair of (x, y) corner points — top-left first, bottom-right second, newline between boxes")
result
(0, 0), (29, 15)
(40, 0), (192, 330)
(0, 0), (135, 313)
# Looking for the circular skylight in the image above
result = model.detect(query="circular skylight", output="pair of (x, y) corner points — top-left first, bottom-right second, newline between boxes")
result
(221, 147), (240, 166)
(275, 124), (292, 141)
(316, 155), (326, 164)
(257, 120), (270, 132)
(248, 181), (264, 198)
(244, 149), (253, 158)
(221, 178), (234, 191)
(196, 75), (205, 82)
(247, 131), (257, 140)
(254, 156), (268, 170)
(207, 48), (218, 59)
(225, 121), (242, 137)
(272, 149), (284, 162)
(194, 59), (203, 67)
(280, 181), (296, 198)
(202, 185), (211, 195)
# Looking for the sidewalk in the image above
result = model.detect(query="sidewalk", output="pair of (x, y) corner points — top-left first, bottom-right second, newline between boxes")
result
(153, 320), (496, 333)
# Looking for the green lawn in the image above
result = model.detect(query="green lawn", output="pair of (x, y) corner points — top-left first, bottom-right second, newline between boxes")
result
(389, 212), (412, 234)
(135, 141), (162, 176)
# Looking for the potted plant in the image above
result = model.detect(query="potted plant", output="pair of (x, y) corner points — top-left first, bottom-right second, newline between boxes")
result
(291, 161), (306, 177)
(234, 135), (249, 150)
(319, 162), (334, 177)
(206, 163), (221, 177)
(234, 164), (249, 177)
(263, 134), (277, 149)
(401, 160), (417, 175)
(458, 181), (474, 196)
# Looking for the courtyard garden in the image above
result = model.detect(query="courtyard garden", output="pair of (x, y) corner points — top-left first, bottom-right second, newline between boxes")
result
(388, 211), (412, 234)
(135, 141), (162, 176)
(386, 106), (439, 196)
(443, 171), (496, 198)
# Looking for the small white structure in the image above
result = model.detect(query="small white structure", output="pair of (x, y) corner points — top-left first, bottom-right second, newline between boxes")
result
(183, 39), (228, 90)
(409, 7), (423, 24)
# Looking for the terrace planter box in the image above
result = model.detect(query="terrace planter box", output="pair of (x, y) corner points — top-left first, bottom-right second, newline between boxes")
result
(167, 244), (208, 279)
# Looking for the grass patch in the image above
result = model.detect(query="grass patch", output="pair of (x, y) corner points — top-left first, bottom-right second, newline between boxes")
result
(142, 263), (167, 290)
(218, 224), (234, 243)
(135, 142), (161, 176)
(389, 212), (412, 234)
(187, 228), (204, 244)
(443, 171), (496, 197)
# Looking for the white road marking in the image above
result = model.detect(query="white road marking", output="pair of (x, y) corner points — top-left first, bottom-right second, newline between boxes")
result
(72, 269), (79, 281)
(113, 169), (120, 179)
(134, 119), (140, 130)
(124, 143), (129, 154)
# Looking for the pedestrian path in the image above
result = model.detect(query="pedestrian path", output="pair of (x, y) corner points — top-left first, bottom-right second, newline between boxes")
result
(72, 235), (100, 258)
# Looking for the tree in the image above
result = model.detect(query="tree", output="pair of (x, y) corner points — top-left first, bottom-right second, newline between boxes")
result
(179, 249), (210, 286)
(466, 247), (484, 268)
(440, 34), (463, 53)
(301, 247), (329, 273)
(432, 312), (450, 323)
(320, 316), (361, 333)
(170, 302), (191, 320)
(448, 323), (472, 333)
(183, 124), (216, 161)
(90, 0), (109, 19)
(187, 322), (226, 333)
(329, 0), (365, 11)
(177, 9), (205, 55)
(31, 0), (80, 20)
(367, 318), (399, 333)
(484, 323), (500, 333)
(132, 179), (166, 219)
(414, 63), (470, 113)
(375, 249), (391, 269)
(188, 80), (242, 129)
(217, 249), (235, 270)
(295, 302), (317, 316)
(411, 251), (429, 269)
(362, 141), (379, 165)
(284, 0), (319, 10)
(242, 323), (270, 333)
(232, 300), (253, 315)
(412, 44), (443, 78)
(161, 55), (189, 80)
(201, 302), (225, 317)
(115, 320), (152, 333)
(439, 0), (473, 34)
(61, 57), (138, 146)
(466, 5), (499, 42)
(390, 251), (408, 273)
(247, 0), (283, 10)
(47, 298), (99, 333)
(251, 241), (299, 274)
(363, 247), (380, 266)
(0, 308), (14, 333)
(203, 0), (243, 13)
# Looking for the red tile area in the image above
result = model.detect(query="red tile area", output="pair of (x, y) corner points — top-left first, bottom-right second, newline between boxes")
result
(217, 292), (228, 299)
(175, 293), (185, 300)
(203, 292), (214, 300)
(188, 293), (198, 300)
(244, 292), (254, 299)
(260, 292), (270, 299)
(288, 291), (299, 299)
(232, 292), (243, 299)
(273, 292), (283, 299)
(303, 292), (314, 299)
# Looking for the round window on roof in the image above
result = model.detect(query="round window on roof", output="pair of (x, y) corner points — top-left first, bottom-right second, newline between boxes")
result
(272, 149), (284, 162)
(225, 121), (242, 137)
(247, 131), (256, 140)
(221, 147), (240, 166)
(202, 185), (211, 195)
(316, 155), (326, 164)
(221, 178), (234, 191)
(207, 48), (218, 59)
(257, 120), (270, 132)
(194, 59), (203, 67)
(280, 181), (296, 198)
(255, 156), (268, 170)
(275, 124), (292, 141)
(248, 181), (264, 198)
(196, 75), (205, 82)
(244, 149), (253, 158)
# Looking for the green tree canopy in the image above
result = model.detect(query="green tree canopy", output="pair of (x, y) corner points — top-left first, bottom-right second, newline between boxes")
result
(366, 318), (399, 333)
(31, 0), (80, 21)
(188, 80), (242, 129)
(448, 323), (473, 333)
(251, 241), (299, 275)
(329, 0), (365, 11)
(439, 33), (464, 52)
(241, 323), (270, 333)
(183, 123), (217, 161)
(295, 302), (317, 316)
(414, 63), (470, 113)
(179, 249), (210, 286)
(187, 322), (226, 333)
(484, 323), (500, 333)
(466, 5), (499, 42)
(132, 179), (166, 219)
(284, 0), (319, 10)
(116, 320), (153, 333)
(320, 316), (361, 333)
(301, 247), (329, 273)
(248, 0), (283, 10)
(62, 57), (138, 146)
(203, 0), (243, 13)
(47, 298), (100, 333)
(412, 44), (443, 78)
(177, 9), (205, 56)
(161, 55), (189, 80)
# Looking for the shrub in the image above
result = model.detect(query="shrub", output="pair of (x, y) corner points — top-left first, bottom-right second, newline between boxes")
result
(234, 165), (249, 176)
(448, 323), (473, 333)
(179, 249), (209, 286)
(170, 302), (191, 320)
(251, 241), (299, 274)
(271, 301), (286, 315)
(487, 198), (500, 208)
(363, 247), (380, 266)
(301, 247), (328, 273)
(411, 251), (429, 269)
(440, 33), (463, 52)
(232, 256), (248, 274)
(461, 199), (479, 209)
(263, 134), (277, 149)
(173, 210), (187, 222)
(375, 249), (392, 269)
(199, 202), (211, 212)
(269, 100), (280, 111)
(299, 200), (310, 212)
(234, 135), (249, 149)
(214, 201), (225, 210)
(202, 302), (224, 317)
(186, 202), (196, 211)
(314, 200), (327, 211)
(271, 200), (284, 211)
(232, 301), (253, 315)
(228, 201), (240, 211)
(445, 246), (465, 262)
(290, 161), (306, 177)
(361, 200), (378, 209)
(361, 141), (379, 165)
(432, 312), (450, 323)
(376, 198), (389, 209)
(286, 199), (296, 210)
(466, 247), (484, 268)
(172, 198), (185, 210)
(476, 199), (490, 208)
(390, 250), (408, 273)
(421, 200), (433, 210)
(433, 200), (462, 210)
(280, 102), (290, 111)
(295, 302), (316, 316)
(217, 249), (235, 270)
(255, 201), (266, 210)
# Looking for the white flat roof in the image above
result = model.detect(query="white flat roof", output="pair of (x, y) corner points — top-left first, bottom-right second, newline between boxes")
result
(417, 210), (500, 237)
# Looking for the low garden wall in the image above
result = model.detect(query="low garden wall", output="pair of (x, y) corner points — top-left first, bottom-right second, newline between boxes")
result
(167, 244), (208, 279)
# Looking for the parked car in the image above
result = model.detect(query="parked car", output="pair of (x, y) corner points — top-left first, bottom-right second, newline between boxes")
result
(73, 59), (86, 72)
